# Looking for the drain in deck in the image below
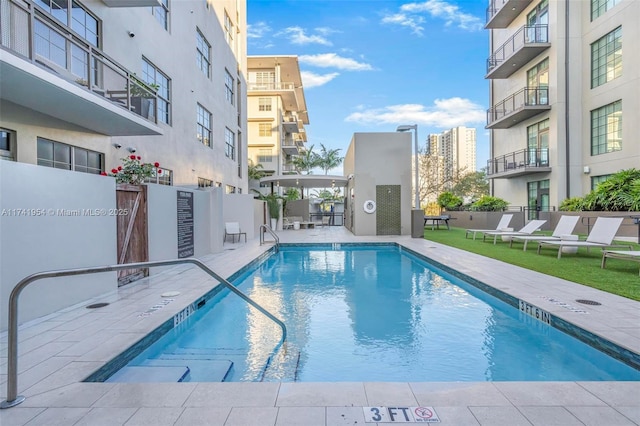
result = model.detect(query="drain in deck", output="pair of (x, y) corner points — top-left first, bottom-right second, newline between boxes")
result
(575, 299), (601, 306)
(86, 302), (110, 309)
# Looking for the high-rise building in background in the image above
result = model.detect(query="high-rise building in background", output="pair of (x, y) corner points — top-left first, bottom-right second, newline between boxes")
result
(485, 0), (639, 213)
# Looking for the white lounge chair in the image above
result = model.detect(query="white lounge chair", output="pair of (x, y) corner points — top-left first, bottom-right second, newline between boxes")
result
(465, 214), (513, 240)
(482, 219), (547, 244)
(537, 217), (631, 258)
(601, 250), (640, 276)
(510, 215), (580, 251)
(223, 222), (246, 243)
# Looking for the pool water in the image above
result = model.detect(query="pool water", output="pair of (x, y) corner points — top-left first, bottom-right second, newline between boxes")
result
(117, 245), (640, 382)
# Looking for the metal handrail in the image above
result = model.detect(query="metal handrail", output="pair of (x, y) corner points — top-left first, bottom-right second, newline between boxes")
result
(259, 224), (280, 251)
(0, 258), (287, 409)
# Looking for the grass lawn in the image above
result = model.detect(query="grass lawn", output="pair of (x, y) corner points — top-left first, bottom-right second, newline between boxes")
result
(422, 227), (640, 302)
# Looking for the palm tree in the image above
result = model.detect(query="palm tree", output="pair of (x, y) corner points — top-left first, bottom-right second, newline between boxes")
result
(247, 159), (266, 180)
(318, 143), (343, 175)
(291, 144), (321, 174)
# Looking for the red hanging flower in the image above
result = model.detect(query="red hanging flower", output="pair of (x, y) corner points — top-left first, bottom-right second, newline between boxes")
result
(100, 171), (107, 176)
(118, 166), (123, 171)
(137, 156), (141, 160)
(130, 155), (136, 160)
(111, 168), (118, 174)
(154, 162), (160, 168)
(157, 169), (162, 174)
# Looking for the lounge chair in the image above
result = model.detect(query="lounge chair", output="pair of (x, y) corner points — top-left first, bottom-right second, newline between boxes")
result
(465, 214), (513, 240)
(482, 219), (547, 244)
(510, 215), (580, 251)
(283, 217), (294, 230)
(601, 250), (640, 276)
(537, 217), (631, 258)
(223, 222), (246, 243)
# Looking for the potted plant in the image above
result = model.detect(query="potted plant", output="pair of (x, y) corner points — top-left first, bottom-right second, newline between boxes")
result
(103, 155), (161, 185)
(265, 193), (281, 230)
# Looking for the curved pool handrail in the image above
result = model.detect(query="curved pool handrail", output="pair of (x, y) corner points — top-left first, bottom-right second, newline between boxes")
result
(0, 258), (287, 409)
(259, 224), (279, 252)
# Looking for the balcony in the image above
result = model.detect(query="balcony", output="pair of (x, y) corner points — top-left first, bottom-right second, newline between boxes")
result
(102, 0), (161, 6)
(281, 163), (299, 174)
(281, 138), (300, 156)
(248, 81), (299, 113)
(486, 0), (533, 29)
(486, 25), (550, 79)
(486, 87), (550, 129)
(282, 115), (300, 134)
(0, 0), (161, 136)
(487, 148), (551, 178)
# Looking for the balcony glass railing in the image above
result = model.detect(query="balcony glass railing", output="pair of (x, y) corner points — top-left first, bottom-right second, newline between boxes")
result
(247, 82), (295, 91)
(487, 87), (549, 125)
(486, 148), (549, 175)
(1, 0), (157, 123)
(487, 25), (548, 73)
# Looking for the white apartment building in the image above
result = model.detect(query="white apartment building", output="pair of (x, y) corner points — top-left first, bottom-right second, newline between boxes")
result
(426, 126), (476, 193)
(1, 0), (247, 192)
(486, 0), (639, 212)
(246, 55), (308, 186)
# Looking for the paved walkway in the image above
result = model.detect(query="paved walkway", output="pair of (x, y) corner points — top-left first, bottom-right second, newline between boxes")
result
(1, 227), (639, 425)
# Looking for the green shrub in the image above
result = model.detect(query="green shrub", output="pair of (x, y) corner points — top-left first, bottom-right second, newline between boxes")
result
(437, 192), (463, 211)
(558, 168), (640, 211)
(559, 196), (584, 211)
(470, 195), (508, 211)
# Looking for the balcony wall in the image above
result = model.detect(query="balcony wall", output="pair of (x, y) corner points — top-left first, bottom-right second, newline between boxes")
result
(486, 0), (533, 29)
(486, 87), (550, 129)
(486, 25), (550, 79)
(0, 0), (161, 136)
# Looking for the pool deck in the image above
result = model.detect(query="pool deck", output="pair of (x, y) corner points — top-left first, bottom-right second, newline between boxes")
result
(1, 226), (639, 425)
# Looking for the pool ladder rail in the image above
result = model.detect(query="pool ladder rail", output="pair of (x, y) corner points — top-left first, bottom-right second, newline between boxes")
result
(259, 224), (280, 252)
(0, 258), (287, 409)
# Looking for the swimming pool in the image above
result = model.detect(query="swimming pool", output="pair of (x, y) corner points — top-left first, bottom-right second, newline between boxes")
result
(101, 244), (640, 383)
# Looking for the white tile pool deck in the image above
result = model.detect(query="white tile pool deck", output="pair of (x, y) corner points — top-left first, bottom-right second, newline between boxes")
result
(1, 226), (639, 426)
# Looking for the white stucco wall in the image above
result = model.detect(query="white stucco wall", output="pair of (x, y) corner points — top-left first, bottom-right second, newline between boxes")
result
(0, 161), (117, 330)
(223, 194), (258, 239)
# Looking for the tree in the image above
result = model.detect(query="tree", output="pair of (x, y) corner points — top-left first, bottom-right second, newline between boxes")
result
(290, 144), (321, 174)
(248, 159), (266, 180)
(416, 145), (469, 208)
(318, 143), (343, 175)
(451, 169), (490, 202)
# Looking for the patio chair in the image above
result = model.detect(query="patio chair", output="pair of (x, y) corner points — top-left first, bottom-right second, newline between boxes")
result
(601, 250), (640, 276)
(465, 214), (513, 240)
(537, 217), (631, 259)
(482, 219), (547, 244)
(283, 217), (294, 230)
(509, 215), (580, 251)
(223, 222), (246, 243)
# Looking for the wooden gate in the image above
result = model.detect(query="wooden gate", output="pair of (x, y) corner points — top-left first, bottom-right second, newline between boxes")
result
(116, 184), (149, 286)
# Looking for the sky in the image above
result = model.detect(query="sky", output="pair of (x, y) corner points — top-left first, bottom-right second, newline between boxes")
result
(247, 0), (490, 174)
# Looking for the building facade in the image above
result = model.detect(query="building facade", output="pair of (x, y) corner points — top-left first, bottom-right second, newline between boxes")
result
(486, 0), (639, 212)
(1, 0), (247, 192)
(246, 55), (308, 187)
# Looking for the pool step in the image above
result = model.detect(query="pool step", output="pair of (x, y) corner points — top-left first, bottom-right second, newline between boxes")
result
(141, 359), (233, 382)
(169, 347), (248, 356)
(106, 365), (190, 383)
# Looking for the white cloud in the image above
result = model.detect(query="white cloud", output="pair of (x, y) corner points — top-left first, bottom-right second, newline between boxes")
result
(278, 26), (332, 46)
(344, 98), (486, 128)
(247, 21), (271, 39)
(383, 0), (483, 33)
(301, 71), (340, 88)
(299, 53), (373, 71)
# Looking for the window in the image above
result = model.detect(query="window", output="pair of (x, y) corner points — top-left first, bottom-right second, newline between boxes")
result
(255, 71), (275, 88)
(37, 137), (103, 174)
(197, 104), (212, 147)
(34, 0), (99, 47)
(591, 27), (622, 89)
(258, 97), (272, 111)
(153, 0), (169, 30)
(198, 177), (213, 188)
(196, 29), (211, 78)
(591, 174), (611, 190)
(592, 0), (621, 21)
(224, 11), (233, 47)
(142, 58), (171, 124)
(591, 100), (622, 155)
(527, 119), (549, 166)
(224, 69), (234, 105)
(259, 122), (272, 137)
(526, 58), (549, 105)
(225, 184), (235, 194)
(1, 129), (15, 161)
(526, 0), (548, 42)
(225, 127), (235, 159)
(527, 179), (550, 220)
(258, 148), (273, 163)
(144, 167), (172, 185)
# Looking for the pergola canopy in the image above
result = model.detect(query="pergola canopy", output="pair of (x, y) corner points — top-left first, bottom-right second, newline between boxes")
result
(259, 174), (348, 189)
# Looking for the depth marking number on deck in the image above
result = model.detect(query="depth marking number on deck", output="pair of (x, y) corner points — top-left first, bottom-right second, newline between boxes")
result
(363, 407), (440, 423)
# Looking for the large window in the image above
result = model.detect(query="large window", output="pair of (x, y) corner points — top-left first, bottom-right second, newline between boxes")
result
(254, 71), (275, 88)
(258, 148), (272, 163)
(196, 29), (211, 78)
(1, 129), (15, 161)
(34, 0), (99, 46)
(527, 119), (549, 166)
(224, 69), (234, 105)
(142, 58), (171, 124)
(153, 0), (169, 31)
(527, 179), (549, 219)
(258, 97), (272, 111)
(225, 127), (235, 159)
(259, 122), (272, 137)
(224, 11), (233, 47)
(197, 104), (212, 147)
(591, 174), (611, 190)
(592, 0), (621, 21)
(591, 27), (622, 89)
(144, 168), (172, 185)
(591, 100), (622, 155)
(526, 58), (549, 105)
(37, 137), (103, 174)
(526, 0), (548, 41)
